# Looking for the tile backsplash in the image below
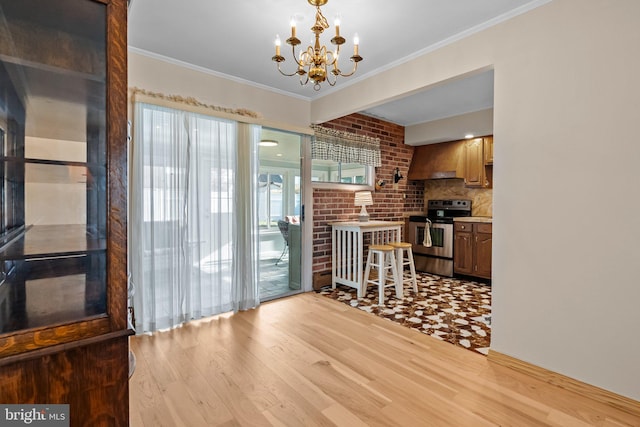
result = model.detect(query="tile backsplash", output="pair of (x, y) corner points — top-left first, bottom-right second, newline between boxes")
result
(423, 179), (493, 217)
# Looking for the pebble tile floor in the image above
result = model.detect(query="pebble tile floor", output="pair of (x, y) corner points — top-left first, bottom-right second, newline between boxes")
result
(319, 272), (492, 355)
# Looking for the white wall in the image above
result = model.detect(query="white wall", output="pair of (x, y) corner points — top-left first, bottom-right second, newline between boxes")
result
(313, 0), (640, 400)
(492, 1), (640, 401)
(405, 108), (494, 145)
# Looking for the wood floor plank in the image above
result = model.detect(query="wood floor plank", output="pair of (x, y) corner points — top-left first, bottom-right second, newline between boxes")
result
(378, 402), (445, 427)
(299, 359), (397, 426)
(321, 403), (371, 427)
(188, 316), (334, 426)
(129, 293), (640, 426)
(161, 381), (211, 427)
(545, 409), (601, 427)
(261, 393), (335, 427)
(197, 362), (273, 427)
(237, 332), (338, 413)
(139, 400), (180, 427)
(129, 339), (168, 410)
(175, 375), (235, 426)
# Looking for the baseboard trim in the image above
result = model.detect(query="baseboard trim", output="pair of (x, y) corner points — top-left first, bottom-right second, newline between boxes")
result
(487, 350), (640, 417)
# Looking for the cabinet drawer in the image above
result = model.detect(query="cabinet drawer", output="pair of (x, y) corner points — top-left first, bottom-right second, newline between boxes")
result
(454, 223), (472, 232)
(475, 223), (493, 234)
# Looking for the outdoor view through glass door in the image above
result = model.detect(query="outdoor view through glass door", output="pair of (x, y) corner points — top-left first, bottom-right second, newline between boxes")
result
(258, 129), (302, 300)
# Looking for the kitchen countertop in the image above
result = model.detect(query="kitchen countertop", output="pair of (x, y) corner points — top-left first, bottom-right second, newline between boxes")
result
(454, 216), (493, 223)
(328, 220), (404, 227)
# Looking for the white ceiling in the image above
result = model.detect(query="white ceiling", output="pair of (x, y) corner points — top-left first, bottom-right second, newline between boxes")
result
(362, 70), (494, 126)
(128, 0), (548, 127)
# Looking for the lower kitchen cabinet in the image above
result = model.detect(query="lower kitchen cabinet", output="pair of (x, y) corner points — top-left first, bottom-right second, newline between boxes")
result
(454, 222), (492, 280)
(454, 226), (474, 275)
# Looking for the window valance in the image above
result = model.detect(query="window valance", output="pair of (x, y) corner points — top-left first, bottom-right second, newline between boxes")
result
(130, 87), (262, 123)
(311, 125), (381, 167)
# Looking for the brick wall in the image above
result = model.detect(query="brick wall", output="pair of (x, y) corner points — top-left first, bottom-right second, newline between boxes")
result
(311, 113), (424, 286)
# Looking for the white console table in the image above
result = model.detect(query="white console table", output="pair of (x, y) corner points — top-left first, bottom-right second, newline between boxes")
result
(330, 220), (404, 297)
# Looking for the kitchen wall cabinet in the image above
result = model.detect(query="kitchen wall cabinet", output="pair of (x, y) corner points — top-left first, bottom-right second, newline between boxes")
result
(464, 138), (485, 187)
(407, 139), (465, 180)
(464, 136), (493, 188)
(0, 0), (130, 424)
(454, 222), (492, 280)
(484, 136), (494, 165)
(408, 136), (494, 188)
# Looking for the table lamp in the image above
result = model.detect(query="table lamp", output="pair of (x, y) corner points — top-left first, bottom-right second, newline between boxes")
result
(354, 191), (373, 222)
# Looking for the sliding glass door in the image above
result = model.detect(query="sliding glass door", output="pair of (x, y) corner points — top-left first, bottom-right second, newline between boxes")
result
(258, 128), (303, 300)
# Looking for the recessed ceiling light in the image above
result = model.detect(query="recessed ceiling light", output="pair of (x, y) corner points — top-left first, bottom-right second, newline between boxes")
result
(276, 153), (283, 157)
(465, 134), (474, 139)
(259, 139), (278, 147)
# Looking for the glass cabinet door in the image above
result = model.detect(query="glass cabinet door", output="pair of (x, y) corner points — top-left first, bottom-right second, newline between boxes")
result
(0, 0), (108, 334)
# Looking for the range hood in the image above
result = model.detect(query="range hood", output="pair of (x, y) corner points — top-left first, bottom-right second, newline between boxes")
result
(407, 140), (465, 180)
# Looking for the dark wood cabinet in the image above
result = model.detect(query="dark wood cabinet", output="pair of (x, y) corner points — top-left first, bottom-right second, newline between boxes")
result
(454, 222), (492, 280)
(0, 0), (130, 424)
(453, 224), (474, 275)
(475, 224), (493, 279)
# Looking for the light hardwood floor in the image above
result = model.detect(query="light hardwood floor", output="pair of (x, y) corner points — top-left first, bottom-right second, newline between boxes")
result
(129, 293), (639, 426)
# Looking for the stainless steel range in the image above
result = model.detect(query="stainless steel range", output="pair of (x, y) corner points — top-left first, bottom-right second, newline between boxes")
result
(408, 199), (471, 277)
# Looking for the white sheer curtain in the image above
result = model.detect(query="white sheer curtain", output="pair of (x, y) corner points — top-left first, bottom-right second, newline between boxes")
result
(130, 102), (260, 333)
(233, 123), (260, 311)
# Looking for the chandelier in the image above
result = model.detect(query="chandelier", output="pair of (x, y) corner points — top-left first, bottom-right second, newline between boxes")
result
(271, 0), (363, 91)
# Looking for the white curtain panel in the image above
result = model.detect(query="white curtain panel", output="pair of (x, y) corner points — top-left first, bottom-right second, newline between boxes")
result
(233, 123), (260, 311)
(130, 103), (260, 333)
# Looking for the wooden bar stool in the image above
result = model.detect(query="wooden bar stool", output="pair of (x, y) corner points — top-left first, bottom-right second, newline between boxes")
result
(362, 244), (401, 305)
(389, 242), (418, 294)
